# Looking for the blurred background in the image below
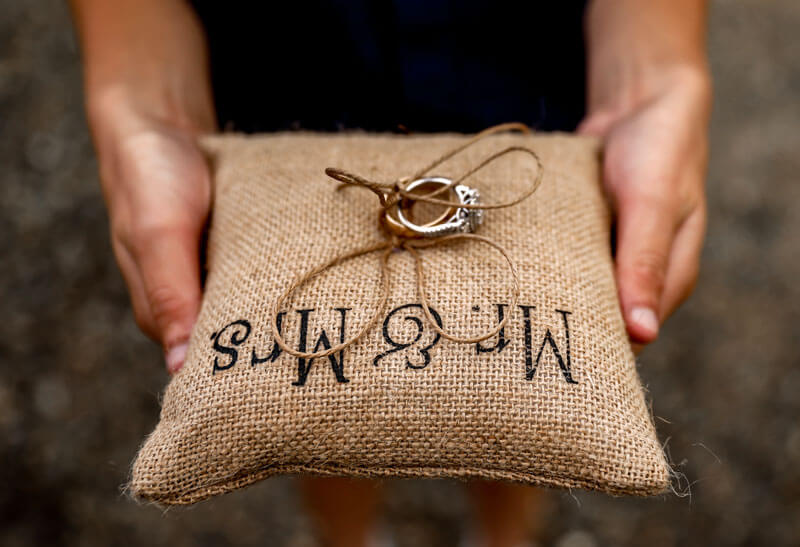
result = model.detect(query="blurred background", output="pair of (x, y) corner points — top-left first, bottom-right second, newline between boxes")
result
(1, 0), (798, 545)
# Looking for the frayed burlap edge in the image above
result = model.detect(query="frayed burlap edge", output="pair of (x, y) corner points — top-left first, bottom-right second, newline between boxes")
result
(130, 460), (671, 506)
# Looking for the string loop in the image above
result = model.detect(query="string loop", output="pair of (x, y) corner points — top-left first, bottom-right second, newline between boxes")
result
(268, 123), (543, 359)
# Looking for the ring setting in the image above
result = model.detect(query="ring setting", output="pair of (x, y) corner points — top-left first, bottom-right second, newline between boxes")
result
(382, 176), (483, 238)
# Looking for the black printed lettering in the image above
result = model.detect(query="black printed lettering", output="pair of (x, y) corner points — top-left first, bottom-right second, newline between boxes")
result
(211, 319), (251, 374)
(251, 311), (286, 366)
(522, 307), (577, 384)
(293, 308), (351, 386)
(210, 302), (579, 386)
(475, 303), (510, 354)
(373, 303), (443, 369)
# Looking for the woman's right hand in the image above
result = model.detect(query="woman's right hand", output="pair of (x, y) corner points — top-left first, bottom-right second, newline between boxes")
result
(90, 93), (213, 374)
(71, 0), (216, 373)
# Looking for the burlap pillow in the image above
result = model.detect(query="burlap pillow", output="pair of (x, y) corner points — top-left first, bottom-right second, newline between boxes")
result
(129, 131), (671, 505)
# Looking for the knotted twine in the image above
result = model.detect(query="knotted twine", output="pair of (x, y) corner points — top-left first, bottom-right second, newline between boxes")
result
(269, 122), (544, 359)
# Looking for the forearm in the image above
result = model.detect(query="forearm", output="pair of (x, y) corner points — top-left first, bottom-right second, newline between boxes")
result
(585, 0), (710, 113)
(69, 0), (215, 137)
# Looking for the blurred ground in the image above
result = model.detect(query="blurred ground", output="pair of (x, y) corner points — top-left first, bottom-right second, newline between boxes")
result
(1, 1), (799, 546)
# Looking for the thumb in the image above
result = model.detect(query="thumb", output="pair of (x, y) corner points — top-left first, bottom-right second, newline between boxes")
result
(614, 191), (676, 344)
(135, 222), (203, 373)
(576, 111), (618, 137)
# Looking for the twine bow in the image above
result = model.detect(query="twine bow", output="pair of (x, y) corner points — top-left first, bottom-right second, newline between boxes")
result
(269, 122), (544, 359)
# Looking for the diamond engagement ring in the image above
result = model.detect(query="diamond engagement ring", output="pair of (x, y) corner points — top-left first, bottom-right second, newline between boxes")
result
(381, 176), (483, 238)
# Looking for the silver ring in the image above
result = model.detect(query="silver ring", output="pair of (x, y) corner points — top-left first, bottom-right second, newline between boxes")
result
(396, 176), (483, 237)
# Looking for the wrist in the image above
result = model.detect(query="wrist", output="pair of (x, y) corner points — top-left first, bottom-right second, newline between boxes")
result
(85, 82), (215, 196)
(86, 81), (215, 142)
(585, 0), (709, 116)
(72, 0), (216, 141)
(586, 58), (710, 119)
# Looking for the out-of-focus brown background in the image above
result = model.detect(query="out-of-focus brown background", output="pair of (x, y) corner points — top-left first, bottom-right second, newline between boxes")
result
(2, 1), (798, 545)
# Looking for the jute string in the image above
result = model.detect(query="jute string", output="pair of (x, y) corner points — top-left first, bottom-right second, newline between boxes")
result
(269, 122), (544, 359)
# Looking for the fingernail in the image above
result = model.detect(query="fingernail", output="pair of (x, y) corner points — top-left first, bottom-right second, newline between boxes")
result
(630, 306), (659, 337)
(165, 342), (189, 374)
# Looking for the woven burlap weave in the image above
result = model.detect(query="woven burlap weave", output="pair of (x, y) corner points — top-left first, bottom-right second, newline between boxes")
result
(129, 132), (670, 505)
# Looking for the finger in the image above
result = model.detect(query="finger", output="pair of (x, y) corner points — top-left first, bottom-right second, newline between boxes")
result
(614, 190), (678, 344)
(132, 221), (203, 374)
(112, 241), (158, 340)
(659, 204), (706, 320)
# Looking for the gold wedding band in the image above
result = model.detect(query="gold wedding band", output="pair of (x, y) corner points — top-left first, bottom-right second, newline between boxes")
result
(381, 176), (483, 239)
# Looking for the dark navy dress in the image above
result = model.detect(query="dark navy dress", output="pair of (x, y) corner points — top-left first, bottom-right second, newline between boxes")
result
(190, 1), (588, 133)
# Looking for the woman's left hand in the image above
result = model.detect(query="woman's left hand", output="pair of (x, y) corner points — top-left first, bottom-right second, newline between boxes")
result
(579, 65), (711, 345)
